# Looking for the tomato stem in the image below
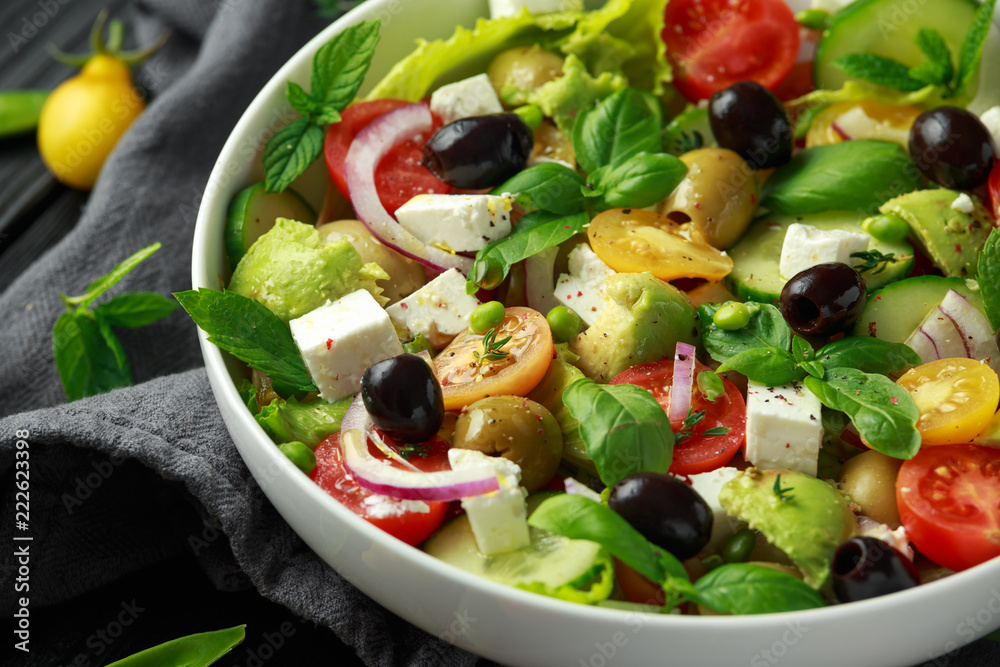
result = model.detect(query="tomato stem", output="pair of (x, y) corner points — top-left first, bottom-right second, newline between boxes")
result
(46, 8), (170, 70)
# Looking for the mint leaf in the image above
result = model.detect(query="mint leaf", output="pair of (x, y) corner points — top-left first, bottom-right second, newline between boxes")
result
(562, 378), (673, 488)
(53, 312), (131, 401)
(96, 314), (130, 374)
(61, 242), (161, 308)
(804, 368), (920, 459)
(312, 106), (342, 126)
(572, 87), (662, 175)
(311, 19), (381, 112)
(262, 118), (325, 193)
(954, 0), (997, 97)
(977, 227), (1000, 329)
(286, 81), (320, 116)
(173, 289), (317, 397)
(910, 28), (953, 87)
(692, 564), (824, 615)
(833, 53), (927, 92)
(593, 152), (688, 210)
(93, 292), (178, 328)
(493, 162), (587, 215)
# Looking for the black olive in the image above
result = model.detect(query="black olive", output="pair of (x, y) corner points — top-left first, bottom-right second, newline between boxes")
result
(421, 113), (534, 189)
(608, 473), (713, 560)
(708, 81), (792, 170)
(909, 107), (998, 190)
(361, 353), (443, 443)
(780, 262), (867, 336)
(832, 536), (920, 603)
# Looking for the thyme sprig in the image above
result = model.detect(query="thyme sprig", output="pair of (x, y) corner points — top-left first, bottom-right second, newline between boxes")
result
(674, 407), (731, 445)
(851, 249), (899, 274)
(473, 327), (512, 367)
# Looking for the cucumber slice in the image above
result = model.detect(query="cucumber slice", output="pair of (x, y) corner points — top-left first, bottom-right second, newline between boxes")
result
(225, 183), (316, 268)
(663, 105), (717, 156)
(423, 491), (609, 595)
(850, 275), (985, 342)
(725, 211), (914, 303)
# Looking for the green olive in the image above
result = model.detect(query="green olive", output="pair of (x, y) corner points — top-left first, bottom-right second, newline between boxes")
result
(452, 395), (563, 492)
(469, 301), (506, 334)
(546, 305), (583, 343)
(487, 46), (564, 105)
(658, 148), (759, 249)
(721, 528), (756, 563)
(838, 449), (903, 527)
(279, 441), (316, 474)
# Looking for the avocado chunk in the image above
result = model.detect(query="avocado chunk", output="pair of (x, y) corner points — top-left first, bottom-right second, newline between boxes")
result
(528, 346), (593, 475)
(879, 189), (991, 279)
(569, 272), (699, 383)
(228, 217), (388, 323)
(719, 468), (857, 589)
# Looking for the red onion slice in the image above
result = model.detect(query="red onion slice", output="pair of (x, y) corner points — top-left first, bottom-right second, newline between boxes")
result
(831, 121), (851, 141)
(669, 342), (697, 422)
(344, 103), (473, 274)
(339, 395), (499, 501)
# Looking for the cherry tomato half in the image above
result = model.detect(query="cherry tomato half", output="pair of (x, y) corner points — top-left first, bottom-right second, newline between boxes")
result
(433, 306), (554, 411)
(661, 0), (801, 102)
(323, 99), (451, 215)
(610, 360), (746, 475)
(988, 160), (1000, 223)
(897, 358), (1000, 446)
(896, 443), (1000, 571)
(310, 433), (451, 546)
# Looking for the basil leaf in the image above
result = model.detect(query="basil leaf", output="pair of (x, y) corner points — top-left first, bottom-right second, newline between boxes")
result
(594, 152), (688, 210)
(467, 210), (589, 290)
(93, 292), (178, 328)
(53, 311), (132, 401)
(954, 0), (997, 97)
(700, 303), (793, 363)
(310, 19), (381, 112)
(562, 378), (673, 489)
(263, 118), (325, 193)
(762, 140), (921, 217)
(106, 625), (245, 667)
(832, 53), (926, 92)
(572, 87), (662, 175)
(804, 368), (920, 459)
(791, 336), (813, 363)
(814, 337), (920, 375)
(717, 347), (805, 386)
(692, 564), (824, 615)
(799, 360), (826, 379)
(60, 243), (161, 308)
(174, 289), (317, 397)
(493, 162), (587, 215)
(977, 220), (1000, 329)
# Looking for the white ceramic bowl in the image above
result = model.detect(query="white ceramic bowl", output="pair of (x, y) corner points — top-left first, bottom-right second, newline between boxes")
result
(193, 1), (1000, 665)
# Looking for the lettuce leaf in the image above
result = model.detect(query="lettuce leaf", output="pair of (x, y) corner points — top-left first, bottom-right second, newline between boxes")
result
(521, 54), (628, 131)
(789, 80), (947, 111)
(256, 395), (353, 447)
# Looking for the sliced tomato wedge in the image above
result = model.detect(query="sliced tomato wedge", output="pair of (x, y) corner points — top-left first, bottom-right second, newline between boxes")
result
(661, 0), (801, 102)
(896, 444), (1000, 571)
(609, 360), (746, 475)
(323, 99), (451, 216)
(311, 432), (451, 546)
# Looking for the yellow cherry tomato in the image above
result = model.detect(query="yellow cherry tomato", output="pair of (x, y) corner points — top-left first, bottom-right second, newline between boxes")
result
(896, 358), (1000, 445)
(805, 99), (922, 150)
(38, 54), (144, 190)
(587, 208), (733, 282)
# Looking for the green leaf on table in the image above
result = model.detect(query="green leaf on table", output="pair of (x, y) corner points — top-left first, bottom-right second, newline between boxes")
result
(106, 625), (245, 667)
(954, 0), (997, 97)
(493, 162), (587, 215)
(804, 368), (920, 459)
(173, 288), (317, 397)
(562, 378), (673, 488)
(60, 242), (162, 309)
(263, 118), (326, 193)
(592, 152), (688, 210)
(572, 87), (662, 175)
(311, 19), (381, 111)
(977, 218), (1000, 329)
(691, 564), (825, 615)
(833, 53), (927, 92)
(814, 337), (920, 376)
(93, 292), (178, 328)
(699, 303), (793, 363)
(53, 311), (132, 401)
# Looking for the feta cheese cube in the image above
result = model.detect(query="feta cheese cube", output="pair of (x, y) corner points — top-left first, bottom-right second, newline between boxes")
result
(448, 449), (530, 555)
(779, 223), (871, 279)
(488, 0), (583, 20)
(745, 380), (824, 476)
(951, 193), (975, 214)
(686, 467), (743, 553)
(554, 243), (616, 326)
(395, 193), (514, 253)
(289, 289), (404, 403)
(386, 268), (481, 344)
(980, 106), (1000, 147)
(429, 74), (504, 124)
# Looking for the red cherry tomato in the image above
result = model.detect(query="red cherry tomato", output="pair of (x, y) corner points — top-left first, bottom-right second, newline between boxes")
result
(988, 160), (1000, 223)
(310, 432), (451, 546)
(661, 0), (801, 102)
(896, 444), (1000, 572)
(609, 360), (746, 475)
(323, 99), (451, 216)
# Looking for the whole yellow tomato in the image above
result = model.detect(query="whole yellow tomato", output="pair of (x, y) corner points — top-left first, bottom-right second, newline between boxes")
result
(38, 54), (144, 190)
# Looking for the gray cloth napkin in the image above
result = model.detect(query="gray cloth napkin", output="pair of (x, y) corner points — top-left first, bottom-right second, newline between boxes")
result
(0, 0), (482, 664)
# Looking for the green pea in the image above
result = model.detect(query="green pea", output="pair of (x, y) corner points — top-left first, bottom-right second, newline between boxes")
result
(469, 301), (506, 334)
(795, 8), (830, 30)
(512, 104), (543, 132)
(546, 305), (584, 343)
(713, 302), (751, 330)
(721, 528), (756, 564)
(861, 214), (910, 243)
(279, 441), (316, 474)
